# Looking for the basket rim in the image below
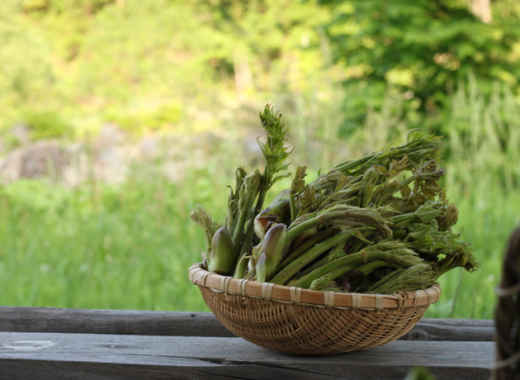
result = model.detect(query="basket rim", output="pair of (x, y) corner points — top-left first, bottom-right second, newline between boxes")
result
(189, 263), (440, 310)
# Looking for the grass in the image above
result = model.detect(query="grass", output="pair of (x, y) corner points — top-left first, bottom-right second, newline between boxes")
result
(1, 80), (518, 318)
(0, 171), (225, 312)
(0, 161), (517, 319)
(0, 0), (518, 321)
(427, 183), (519, 318)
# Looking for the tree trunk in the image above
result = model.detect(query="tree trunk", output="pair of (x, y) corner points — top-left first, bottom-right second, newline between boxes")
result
(493, 226), (520, 380)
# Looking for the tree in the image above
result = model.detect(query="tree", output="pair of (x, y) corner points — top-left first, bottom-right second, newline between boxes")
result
(320, 0), (519, 135)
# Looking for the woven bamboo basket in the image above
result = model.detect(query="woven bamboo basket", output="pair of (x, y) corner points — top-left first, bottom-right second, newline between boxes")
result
(189, 263), (440, 355)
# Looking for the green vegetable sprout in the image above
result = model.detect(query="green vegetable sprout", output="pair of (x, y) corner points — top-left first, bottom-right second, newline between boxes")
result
(191, 105), (477, 294)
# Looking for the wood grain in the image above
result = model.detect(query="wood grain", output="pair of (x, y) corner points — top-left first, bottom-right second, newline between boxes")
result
(0, 307), (494, 341)
(0, 307), (234, 337)
(0, 332), (493, 380)
(401, 318), (494, 342)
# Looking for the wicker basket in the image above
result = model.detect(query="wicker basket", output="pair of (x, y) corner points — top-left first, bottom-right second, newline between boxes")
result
(189, 263), (440, 355)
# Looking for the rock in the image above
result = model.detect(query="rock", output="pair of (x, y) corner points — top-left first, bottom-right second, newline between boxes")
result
(138, 135), (162, 160)
(93, 145), (129, 184)
(0, 150), (23, 182)
(79, 124), (130, 184)
(61, 143), (89, 187)
(0, 140), (72, 182)
(95, 124), (126, 149)
(0, 125), (226, 186)
(10, 124), (31, 146)
(20, 141), (71, 179)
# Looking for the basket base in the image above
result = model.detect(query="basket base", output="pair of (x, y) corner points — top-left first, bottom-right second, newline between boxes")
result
(199, 286), (428, 355)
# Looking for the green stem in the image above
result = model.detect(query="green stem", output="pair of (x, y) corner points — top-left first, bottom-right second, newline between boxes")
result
(289, 250), (420, 289)
(270, 230), (355, 285)
(330, 137), (439, 177)
(330, 260), (389, 285)
(366, 269), (404, 292)
(277, 229), (335, 271)
(254, 187), (268, 220)
(232, 207), (247, 248)
(239, 197), (261, 255)
(289, 193), (296, 222)
(299, 243), (345, 277)
(235, 184), (264, 261)
(286, 213), (320, 242)
(368, 263), (435, 293)
(286, 209), (350, 242)
(357, 260), (388, 275)
(233, 255), (250, 279)
(311, 260), (389, 291)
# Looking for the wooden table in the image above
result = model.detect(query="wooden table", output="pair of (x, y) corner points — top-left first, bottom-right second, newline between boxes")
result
(0, 307), (495, 379)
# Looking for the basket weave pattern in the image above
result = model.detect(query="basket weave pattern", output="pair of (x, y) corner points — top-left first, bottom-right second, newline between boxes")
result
(190, 264), (440, 355)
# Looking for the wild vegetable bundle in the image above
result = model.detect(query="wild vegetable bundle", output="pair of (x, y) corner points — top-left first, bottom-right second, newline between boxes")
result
(191, 106), (477, 294)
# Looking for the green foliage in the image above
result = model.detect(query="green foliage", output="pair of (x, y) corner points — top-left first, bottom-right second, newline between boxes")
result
(23, 0), (116, 14)
(22, 0), (50, 12)
(6, 0), (520, 147)
(107, 103), (183, 135)
(444, 78), (520, 190)
(321, 0), (520, 135)
(406, 367), (437, 380)
(0, 167), (230, 311)
(0, 0), (519, 316)
(0, 0), (336, 137)
(0, 165), (516, 318)
(22, 110), (75, 140)
(258, 105), (291, 188)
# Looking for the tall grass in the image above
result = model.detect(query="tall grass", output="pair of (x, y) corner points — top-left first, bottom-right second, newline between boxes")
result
(427, 183), (519, 318)
(427, 81), (520, 318)
(0, 170), (515, 318)
(446, 78), (520, 192)
(0, 172), (222, 311)
(1, 83), (519, 318)
(273, 82), (520, 319)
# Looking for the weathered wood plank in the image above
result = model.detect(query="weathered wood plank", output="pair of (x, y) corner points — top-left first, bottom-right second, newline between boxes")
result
(0, 307), (233, 337)
(0, 332), (493, 380)
(0, 307), (494, 341)
(401, 318), (495, 342)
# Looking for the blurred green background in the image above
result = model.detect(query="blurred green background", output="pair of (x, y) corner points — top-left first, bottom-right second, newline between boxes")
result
(1, 0), (519, 319)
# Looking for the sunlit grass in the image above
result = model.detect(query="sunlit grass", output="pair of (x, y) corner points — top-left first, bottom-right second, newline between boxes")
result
(0, 170), (226, 312)
(1, 165), (517, 318)
(426, 183), (519, 319)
